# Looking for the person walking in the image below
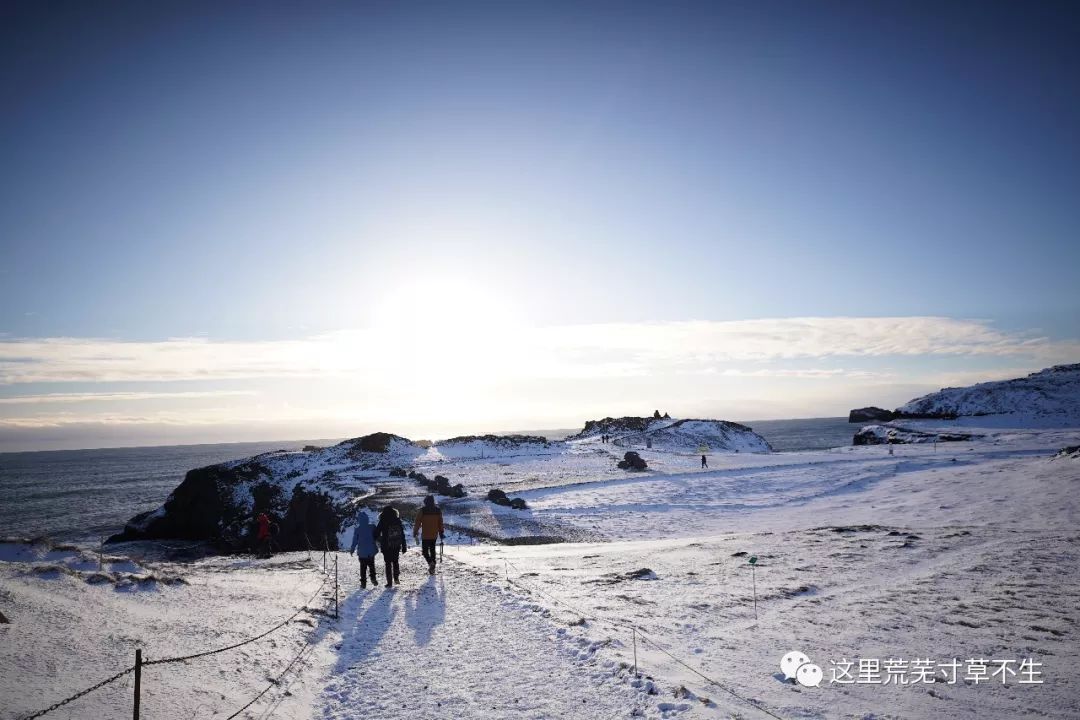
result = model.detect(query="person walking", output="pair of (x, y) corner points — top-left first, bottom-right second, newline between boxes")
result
(255, 512), (272, 558)
(413, 495), (445, 575)
(700, 454), (708, 469)
(349, 510), (378, 589)
(375, 505), (407, 588)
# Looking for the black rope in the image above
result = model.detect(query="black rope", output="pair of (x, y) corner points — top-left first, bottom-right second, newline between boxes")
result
(19, 665), (135, 720)
(144, 574), (328, 667)
(225, 626), (321, 719)
(455, 553), (787, 720)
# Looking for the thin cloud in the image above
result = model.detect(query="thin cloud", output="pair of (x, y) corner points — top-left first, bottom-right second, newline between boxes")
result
(0, 390), (256, 405)
(0, 317), (1075, 385)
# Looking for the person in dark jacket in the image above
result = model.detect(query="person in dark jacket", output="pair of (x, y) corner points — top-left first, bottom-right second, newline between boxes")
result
(413, 495), (445, 575)
(375, 505), (407, 588)
(349, 510), (378, 589)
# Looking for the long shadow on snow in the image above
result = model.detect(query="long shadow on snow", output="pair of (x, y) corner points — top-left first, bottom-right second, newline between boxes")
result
(404, 574), (446, 647)
(332, 585), (398, 672)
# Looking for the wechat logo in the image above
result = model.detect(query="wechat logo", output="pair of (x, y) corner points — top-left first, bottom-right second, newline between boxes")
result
(781, 650), (823, 687)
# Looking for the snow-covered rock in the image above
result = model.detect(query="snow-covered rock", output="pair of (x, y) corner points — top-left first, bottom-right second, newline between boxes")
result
(567, 416), (772, 453)
(109, 433), (425, 550)
(897, 363), (1080, 420)
(432, 434), (560, 459)
(853, 424), (982, 446)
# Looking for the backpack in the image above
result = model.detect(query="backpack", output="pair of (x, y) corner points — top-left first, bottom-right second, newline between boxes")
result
(383, 522), (404, 553)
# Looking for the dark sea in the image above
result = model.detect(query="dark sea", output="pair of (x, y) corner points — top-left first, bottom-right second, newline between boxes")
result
(0, 418), (855, 546)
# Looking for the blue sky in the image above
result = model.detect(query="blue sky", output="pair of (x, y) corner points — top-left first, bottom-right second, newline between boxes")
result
(1, 2), (1078, 450)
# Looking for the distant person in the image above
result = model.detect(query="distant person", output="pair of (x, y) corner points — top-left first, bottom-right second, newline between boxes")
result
(701, 454), (708, 469)
(349, 510), (378, 589)
(375, 506), (407, 588)
(413, 495), (446, 575)
(256, 512), (272, 558)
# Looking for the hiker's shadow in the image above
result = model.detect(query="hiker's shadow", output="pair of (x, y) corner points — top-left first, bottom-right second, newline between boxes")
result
(333, 587), (397, 672)
(404, 575), (446, 647)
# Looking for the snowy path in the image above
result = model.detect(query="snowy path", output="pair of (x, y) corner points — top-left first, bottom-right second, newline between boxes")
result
(317, 550), (654, 720)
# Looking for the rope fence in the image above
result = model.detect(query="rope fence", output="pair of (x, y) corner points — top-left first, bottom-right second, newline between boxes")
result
(22, 542), (776, 720)
(455, 553), (787, 720)
(18, 552), (339, 720)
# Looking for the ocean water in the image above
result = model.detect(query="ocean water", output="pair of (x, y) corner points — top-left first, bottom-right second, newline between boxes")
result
(0, 418), (855, 545)
(739, 416), (856, 452)
(0, 440), (321, 546)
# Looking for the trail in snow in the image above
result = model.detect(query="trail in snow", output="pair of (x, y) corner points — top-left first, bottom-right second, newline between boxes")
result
(317, 550), (665, 720)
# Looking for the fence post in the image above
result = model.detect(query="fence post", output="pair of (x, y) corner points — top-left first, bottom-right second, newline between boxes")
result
(334, 554), (339, 619)
(322, 535), (327, 571)
(632, 627), (638, 677)
(99, 537), (104, 571)
(133, 648), (142, 720)
(751, 564), (758, 622)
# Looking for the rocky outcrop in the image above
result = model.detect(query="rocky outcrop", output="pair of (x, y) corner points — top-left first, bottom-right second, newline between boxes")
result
(1053, 445), (1080, 460)
(433, 434), (559, 459)
(571, 417), (655, 438)
(848, 407), (896, 423)
(853, 425), (982, 446)
(896, 364), (1080, 420)
(109, 432), (426, 551)
(567, 416), (772, 453)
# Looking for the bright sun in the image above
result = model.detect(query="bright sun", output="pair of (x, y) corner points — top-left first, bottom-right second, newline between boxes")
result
(361, 274), (522, 410)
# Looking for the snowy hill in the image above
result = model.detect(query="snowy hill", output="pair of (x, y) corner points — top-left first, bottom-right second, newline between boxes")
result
(567, 416), (772, 453)
(432, 434), (561, 459)
(897, 363), (1080, 419)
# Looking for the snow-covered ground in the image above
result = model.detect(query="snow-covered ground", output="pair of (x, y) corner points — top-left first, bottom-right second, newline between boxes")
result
(3, 420), (1079, 719)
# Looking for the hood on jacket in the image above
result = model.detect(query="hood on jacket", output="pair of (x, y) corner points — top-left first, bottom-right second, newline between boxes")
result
(380, 506), (399, 520)
(355, 512), (371, 528)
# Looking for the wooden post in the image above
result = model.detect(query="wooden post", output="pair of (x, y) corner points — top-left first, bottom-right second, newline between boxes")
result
(133, 648), (142, 720)
(632, 627), (638, 676)
(99, 537), (105, 571)
(751, 565), (758, 622)
(334, 554), (339, 619)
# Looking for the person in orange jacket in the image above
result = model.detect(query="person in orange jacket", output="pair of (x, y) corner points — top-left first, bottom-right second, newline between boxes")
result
(413, 495), (445, 575)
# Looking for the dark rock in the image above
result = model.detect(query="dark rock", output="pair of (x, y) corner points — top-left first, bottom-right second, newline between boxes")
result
(434, 475), (452, 491)
(0, 610), (8, 623)
(106, 461), (345, 552)
(351, 432), (399, 453)
(302, 445), (323, 452)
(1054, 445), (1080, 459)
(448, 483), (467, 498)
(653, 410), (661, 419)
(848, 407), (896, 423)
(487, 488), (512, 506)
(389, 468), (408, 478)
(853, 425), (981, 446)
(509, 498), (528, 510)
(621, 451), (647, 470)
